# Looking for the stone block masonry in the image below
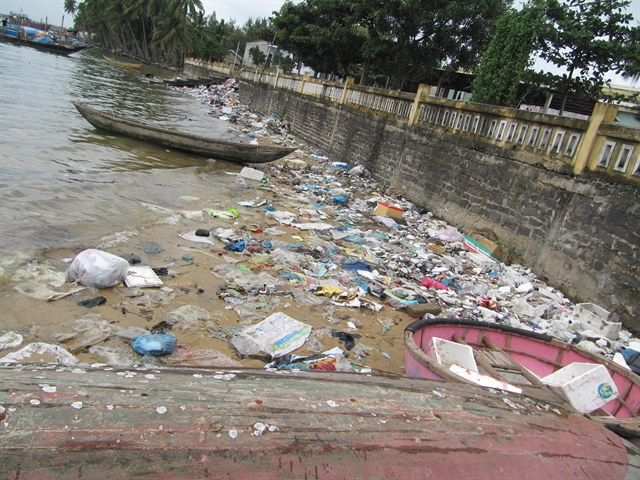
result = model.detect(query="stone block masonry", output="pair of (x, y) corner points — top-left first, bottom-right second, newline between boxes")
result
(240, 81), (640, 333)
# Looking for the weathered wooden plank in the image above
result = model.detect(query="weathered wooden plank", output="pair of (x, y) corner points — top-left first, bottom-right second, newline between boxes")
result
(1, 364), (638, 479)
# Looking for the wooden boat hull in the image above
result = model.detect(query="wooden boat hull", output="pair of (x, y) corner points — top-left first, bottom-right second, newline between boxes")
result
(405, 318), (640, 435)
(0, 32), (88, 55)
(1, 364), (639, 479)
(104, 55), (142, 68)
(73, 102), (296, 164)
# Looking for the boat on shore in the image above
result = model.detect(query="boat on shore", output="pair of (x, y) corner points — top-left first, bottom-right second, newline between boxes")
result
(73, 102), (297, 163)
(0, 27), (88, 55)
(1, 363), (639, 479)
(103, 55), (142, 68)
(405, 318), (640, 442)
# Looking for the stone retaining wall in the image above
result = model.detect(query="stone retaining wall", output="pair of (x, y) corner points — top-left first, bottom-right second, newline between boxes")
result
(240, 80), (640, 333)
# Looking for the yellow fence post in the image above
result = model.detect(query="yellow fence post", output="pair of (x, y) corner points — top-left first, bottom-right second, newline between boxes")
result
(408, 84), (431, 126)
(300, 71), (310, 94)
(341, 77), (355, 105)
(573, 103), (619, 174)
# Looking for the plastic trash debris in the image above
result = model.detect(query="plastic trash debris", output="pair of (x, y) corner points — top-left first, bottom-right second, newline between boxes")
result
(124, 266), (164, 288)
(121, 253), (142, 264)
(195, 229), (210, 237)
(66, 249), (129, 289)
(0, 332), (23, 350)
(13, 262), (85, 301)
(131, 334), (177, 356)
(77, 296), (107, 308)
(240, 167), (265, 182)
(0, 342), (79, 365)
(231, 312), (312, 358)
(420, 277), (450, 290)
(205, 208), (240, 219)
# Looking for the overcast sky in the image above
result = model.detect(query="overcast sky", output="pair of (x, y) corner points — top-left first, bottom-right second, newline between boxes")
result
(0, 0), (286, 26)
(1, 0), (638, 85)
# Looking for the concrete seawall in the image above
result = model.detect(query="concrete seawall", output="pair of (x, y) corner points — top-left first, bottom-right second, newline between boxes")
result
(239, 80), (640, 333)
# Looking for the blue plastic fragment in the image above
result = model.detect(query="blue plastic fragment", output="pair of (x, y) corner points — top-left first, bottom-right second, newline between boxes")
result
(225, 240), (246, 252)
(334, 195), (347, 204)
(131, 334), (177, 356)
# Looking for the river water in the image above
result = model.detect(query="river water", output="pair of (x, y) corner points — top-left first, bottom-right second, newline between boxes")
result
(0, 44), (243, 259)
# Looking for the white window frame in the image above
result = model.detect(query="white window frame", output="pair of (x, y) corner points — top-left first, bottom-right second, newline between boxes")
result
(551, 130), (566, 153)
(487, 119), (498, 138)
(538, 128), (552, 150)
(506, 122), (518, 143)
(563, 133), (581, 157)
(429, 107), (438, 123)
(420, 106), (431, 122)
(527, 126), (539, 147)
(614, 145), (635, 173)
(633, 156), (640, 176)
(463, 115), (472, 132)
(456, 113), (465, 130)
(597, 141), (616, 167)
(495, 120), (508, 141)
(472, 115), (480, 134)
(434, 109), (442, 124)
(442, 110), (450, 126)
(449, 111), (458, 128)
(516, 125), (528, 145)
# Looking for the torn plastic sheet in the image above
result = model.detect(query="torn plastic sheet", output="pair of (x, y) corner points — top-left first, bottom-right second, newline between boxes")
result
(292, 222), (333, 231)
(13, 264), (85, 301)
(0, 342), (79, 365)
(179, 231), (216, 245)
(205, 208), (240, 219)
(231, 311), (312, 358)
(236, 199), (267, 208)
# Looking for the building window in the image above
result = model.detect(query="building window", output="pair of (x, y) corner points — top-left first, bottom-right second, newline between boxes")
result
(527, 126), (539, 147)
(434, 109), (442, 124)
(487, 119), (498, 138)
(442, 110), (450, 126)
(516, 125), (528, 145)
(538, 128), (552, 150)
(506, 122), (518, 143)
(449, 111), (458, 128)
(495, 120), (508, 141)
(614, 145), (635, 172)
(597, 141), (616, 167)
(551, 130), (565, 153)
(564, 133), (581, 157)
(456, 113), (465, 130)
(472, 115), (480, 134)
(463, 115), (472, 132)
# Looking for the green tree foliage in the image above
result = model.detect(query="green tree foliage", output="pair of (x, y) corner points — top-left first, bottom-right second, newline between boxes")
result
(270, 0), (509, 88)
(249, 45), (267, 67)
(538, 0), (640, 114)
(72, 0), (269, 68)
(471, 2), (546, 107)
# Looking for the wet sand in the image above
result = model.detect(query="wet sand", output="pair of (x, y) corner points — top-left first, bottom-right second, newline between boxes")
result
(0, 151), (411, 376)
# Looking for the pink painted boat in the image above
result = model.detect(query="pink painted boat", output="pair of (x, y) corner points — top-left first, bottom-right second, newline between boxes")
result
(405, 318), (640, 443)
(1, 364), (639, 478)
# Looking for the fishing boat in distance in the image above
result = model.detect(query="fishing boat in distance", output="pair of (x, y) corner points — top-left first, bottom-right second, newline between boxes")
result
(405, 318), (640, 443)
(0, 24), (88, 55)
(73, 102), (297, 164)
(1, 364), (639, 479)
(103, 55), (142, 68)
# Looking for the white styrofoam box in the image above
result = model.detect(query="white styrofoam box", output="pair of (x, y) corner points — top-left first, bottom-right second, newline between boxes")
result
(500, 266), (530, 287)
(575, 303), (621, 341)
(541, 363), (619, 414)
(240, 167), (265, 182)
(425, 337), (478, 373)
(466, 251), (497, 271)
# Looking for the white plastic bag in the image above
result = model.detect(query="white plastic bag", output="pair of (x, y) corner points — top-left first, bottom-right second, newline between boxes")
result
(66, 249), (129, 289)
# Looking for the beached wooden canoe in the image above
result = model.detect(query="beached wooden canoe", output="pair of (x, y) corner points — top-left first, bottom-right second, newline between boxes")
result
(405, 318), (640, 442)
(73, 102), (297, 163)
(1, 364), (639, 479)
(103, 55), (142, 68)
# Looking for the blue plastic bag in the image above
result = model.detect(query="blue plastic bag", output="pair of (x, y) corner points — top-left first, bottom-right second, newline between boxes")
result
(225, 240), (246, 252)
(132, 334), (177, 356)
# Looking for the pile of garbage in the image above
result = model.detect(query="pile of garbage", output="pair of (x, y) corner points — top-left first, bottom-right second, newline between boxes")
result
(1, 79), (639, 377)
